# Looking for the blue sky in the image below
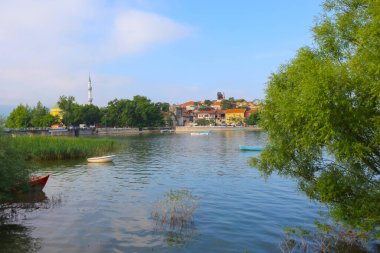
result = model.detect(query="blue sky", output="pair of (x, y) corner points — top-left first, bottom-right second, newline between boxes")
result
(0, 0), (322, 115)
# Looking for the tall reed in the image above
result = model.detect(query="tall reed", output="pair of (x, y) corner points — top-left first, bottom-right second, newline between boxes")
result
(12, 136), (115, 160)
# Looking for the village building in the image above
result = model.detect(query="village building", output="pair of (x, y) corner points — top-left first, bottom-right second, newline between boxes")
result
(215, 109), (226, 124)
(211, 101), (222, 110)
(184, 101), (196, 111)
(197, 109), (216, 121)
(225, 108), (246, 125)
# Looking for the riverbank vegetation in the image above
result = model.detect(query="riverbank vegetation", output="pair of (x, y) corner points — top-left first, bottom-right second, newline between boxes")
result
(252, 0), (379, 249)
(5, 95), (169, 129)
(12, 136), (115, 160)
(0, 134), (31, 202)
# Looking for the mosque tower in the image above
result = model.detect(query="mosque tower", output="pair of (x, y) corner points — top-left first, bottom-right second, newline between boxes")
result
(88, 73), (93, 105)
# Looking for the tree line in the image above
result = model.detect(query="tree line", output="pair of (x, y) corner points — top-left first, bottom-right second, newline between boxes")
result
(5, 95), (170, 129)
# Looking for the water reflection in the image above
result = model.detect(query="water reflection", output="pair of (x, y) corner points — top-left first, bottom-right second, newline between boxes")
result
(1, 191), (63, 222)
(0, 192), (63, 253)
(0, 224), (41, 253)
(32, 159), (85, 170)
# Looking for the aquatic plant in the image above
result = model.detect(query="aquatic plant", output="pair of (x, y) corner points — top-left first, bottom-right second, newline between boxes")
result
(12, 136), (115, 160)
(152, 189), (199, 246)
(152, 189), (199, 231)
(280, 222), (369, 253)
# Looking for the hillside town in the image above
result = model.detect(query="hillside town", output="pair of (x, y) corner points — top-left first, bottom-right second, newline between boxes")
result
(170, 92), (262, 127)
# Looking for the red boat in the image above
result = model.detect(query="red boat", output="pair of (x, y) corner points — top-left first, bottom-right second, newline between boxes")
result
(29, 175), (50, 190)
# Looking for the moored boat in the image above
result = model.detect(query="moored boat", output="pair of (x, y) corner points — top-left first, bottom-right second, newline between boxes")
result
(160, 129), (175, 133)
(87, 155), (115, 163)
(29, 175), (50, 190)
(191, 132), (210, 136)
(239, 145), (265, 151)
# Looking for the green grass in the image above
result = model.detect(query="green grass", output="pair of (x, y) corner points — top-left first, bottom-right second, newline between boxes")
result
(12, 136), (116, 160)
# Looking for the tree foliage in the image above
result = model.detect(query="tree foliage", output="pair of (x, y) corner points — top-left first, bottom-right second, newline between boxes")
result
(124, 96), (164, 129)
(30, 101), (56, 127)
(101, 96), (164, 128)
(5, 105), (32, 129)
(244, 111), (261, 126)
(253, 0), (380, 237)
(101, 99), (128, 127)
(221, 100), (233, 110)
(57, 96), (77, 126)
(73, 104), (101, 126)
(156, 102), (170, 112)
(203, 100), (213, 106)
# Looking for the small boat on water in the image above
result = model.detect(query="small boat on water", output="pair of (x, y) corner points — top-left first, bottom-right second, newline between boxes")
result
(160, 129), (175, 133)
(87, 155), (115, 163)
(191, 132), (210, 136)
(191, 130), (213, 136)
(239, 145), (265, 151)
(29, 175), (50, 190)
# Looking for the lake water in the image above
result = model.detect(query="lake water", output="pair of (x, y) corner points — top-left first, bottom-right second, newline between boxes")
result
(2, 130), (323, 253)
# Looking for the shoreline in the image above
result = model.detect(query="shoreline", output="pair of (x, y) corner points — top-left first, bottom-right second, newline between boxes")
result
(4, 126), (263, 137)
(175, 126), (263, 132)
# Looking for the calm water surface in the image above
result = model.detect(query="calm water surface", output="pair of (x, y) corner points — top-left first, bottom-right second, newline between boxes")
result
(3, 131), (323, 253)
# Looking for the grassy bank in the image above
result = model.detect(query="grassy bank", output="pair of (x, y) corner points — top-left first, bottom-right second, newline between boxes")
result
(13, 136), (116, 160)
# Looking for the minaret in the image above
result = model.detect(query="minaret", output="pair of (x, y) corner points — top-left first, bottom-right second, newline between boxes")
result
(88, 73), (93, 105)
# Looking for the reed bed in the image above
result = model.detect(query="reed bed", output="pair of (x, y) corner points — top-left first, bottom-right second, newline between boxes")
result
(12, 136), (115, 160)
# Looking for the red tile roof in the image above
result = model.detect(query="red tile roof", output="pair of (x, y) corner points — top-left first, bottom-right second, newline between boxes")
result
(185, 101), (195, 105)
(226, 109), (246, 114)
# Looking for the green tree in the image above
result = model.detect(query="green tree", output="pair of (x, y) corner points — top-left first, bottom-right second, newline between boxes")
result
(57, 95), (78, 126)
(5, 104), (32, 129)
(156, 102), (170, 112)
(253, 0), (380, 238)
(125, 96), (164, 129)
(244, 111), (261, 126)
(196, 118), (213, 126)
(203, 100), (212, 106)
(73, 104), (101, 126)
(30, 101), (56, 127)
(101, 99), (129, 127)
(221, 100), (233, 110)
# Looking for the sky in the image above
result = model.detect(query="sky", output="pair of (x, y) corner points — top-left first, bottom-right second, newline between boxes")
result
(0, 0), (323, 115)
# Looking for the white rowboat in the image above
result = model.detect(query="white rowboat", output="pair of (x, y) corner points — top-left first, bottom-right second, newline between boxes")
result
(191, 132), (210, 136)
(87, 155), (115, 163)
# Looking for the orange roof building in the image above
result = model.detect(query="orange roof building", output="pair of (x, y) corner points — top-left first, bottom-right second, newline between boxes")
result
(225, 109), (246, 124)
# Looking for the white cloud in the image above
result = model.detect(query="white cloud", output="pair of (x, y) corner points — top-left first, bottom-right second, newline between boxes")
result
(0, 0), (192, 106)
(110, 10), (191, 55)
